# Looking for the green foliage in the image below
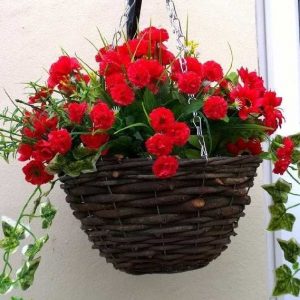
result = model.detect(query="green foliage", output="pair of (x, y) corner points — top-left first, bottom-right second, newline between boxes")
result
(41, 202), (57, 229)
(268, 203), (295, 231)
(278, 239), (300, 264)
(0, 274), (12, 294)
(262, 178), (292, 203)
(24, 235), (49, 260)
(16, 257), (41, 291)
(273, 265), (300, 297)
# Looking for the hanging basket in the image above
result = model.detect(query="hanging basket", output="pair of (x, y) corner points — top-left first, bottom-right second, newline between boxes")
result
(60, 155), (261, 274)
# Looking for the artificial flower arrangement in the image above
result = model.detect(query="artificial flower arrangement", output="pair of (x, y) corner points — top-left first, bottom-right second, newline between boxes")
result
(0, 25), (300, 298)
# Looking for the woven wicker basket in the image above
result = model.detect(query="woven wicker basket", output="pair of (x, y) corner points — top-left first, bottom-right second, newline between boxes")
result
(60, 155), (261, 274)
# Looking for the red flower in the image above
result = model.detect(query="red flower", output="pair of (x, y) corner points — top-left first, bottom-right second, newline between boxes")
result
(119, 39), (151, 58)
(227, 138), (262, 156)
(105, 73), (126, 91)
(146, 133), (174, 156)
(172, 57), (203, 80)
(22, 160), (54, 185)
(68, 102), (87, 124)
(203, 96), (228, 120)
(165, 122), (190, 146)
(80, 133), (109, 150)
(230, 86), (262, 120)
(145, 59), (165, 80)
(177, 71), (201, 94)
(138, 27), (169, 43)
(110, 83), (135, 106)
(48, 129), (72, 155)
(277, 137), (294, 158)
(32, 140), (55, 162)
(29, 87), (52, 104)
(47, 56), (81, 88)
(90, 102), (115, 129)
(203, 61), (223, 82)
(18, 144), (33, 161)
(149, 107), (175, 132)
(262, 107), (284, 134)
(273, 158), (292, 175)
(159, 47), (176, 66)
(127, 59), (151, 88)
(152, 155), (179, 178)
(238, 68), (265, 95)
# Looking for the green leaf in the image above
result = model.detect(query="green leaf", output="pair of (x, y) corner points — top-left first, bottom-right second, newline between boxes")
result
(273, 264), (300, 297)
(11, 297), (24, 300)
(46, 154), (67, 175)
(113, 123), (149, 135)
(143, 89), (158, 112)
(183, 99), (203, 116)
(185, 149), (201, 159)
(40, 202), (56, 229)
(293, 262), (300, 271)
(262, 178), (292, 203)
(188, 135), (202, 150)
(2, 217), (25, 240)
(292, 150), (300, 164)
(268, 203), (295, 231)
(226, 72), (239, 85)
(0, 274), (12, 294)
(0, 236), (20, 252)
(259, 152), (273, 160)
(290, 133), (300, 147)
(222, 116), (229, 123)
(278, 238), (300, 264)
(16, 257), (41, 291)
(24, 235), (49, 260)
(72, 146), (96, 160)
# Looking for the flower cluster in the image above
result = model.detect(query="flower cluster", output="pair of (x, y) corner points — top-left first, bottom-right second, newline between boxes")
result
(1, 26), (297, 184)
(146, 108), (190, 178)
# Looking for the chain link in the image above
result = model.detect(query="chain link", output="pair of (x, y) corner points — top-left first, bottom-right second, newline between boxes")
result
(166, 0), (208, 159)
(112, 0), (136, 48)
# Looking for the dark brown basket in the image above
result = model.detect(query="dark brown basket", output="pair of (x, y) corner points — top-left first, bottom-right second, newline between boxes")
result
(60, 155), (261, 274)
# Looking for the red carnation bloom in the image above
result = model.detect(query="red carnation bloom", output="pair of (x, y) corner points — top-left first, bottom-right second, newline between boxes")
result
(177, 71), (202, 94)
(149, 107), (175, 132)
(127, 59), (151, 88)
(68, 102), (87, 124)
(22, 160), (54, 185)
(152, 155), (179, 178)
(138, 26), (169, 43)
(105, 73), (126, 91)
(47, 56), (81, 88)
(80, 133), (109, 150)
(277, 137), (294, 158)
(119, 39), (152, 58)
(145, 59), (165, 80)
(203, 61), (223, 82)
(262, 107), (284, 134)
(159, 47), (176, 66)
(32, 140), (55, 162)
(165, 122), (190, 146)
(238, 68), (265, 95)
(203, 96), (228, 120)
(99, 50), (130, 76)
(18, 144), (33, 161)
(110, 83), (135, 106)
(48, 129), (72, 155)
(172, 57), (203, 81)
(146, 133), (174, 156)
(90, 101), (115, 129)
(29, 87), (52, 104)
(273, 158), (292, 175)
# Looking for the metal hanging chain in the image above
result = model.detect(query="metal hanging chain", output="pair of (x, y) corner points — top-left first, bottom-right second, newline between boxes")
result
(112, 0), (136, 48)
(166, 0), (208, 159)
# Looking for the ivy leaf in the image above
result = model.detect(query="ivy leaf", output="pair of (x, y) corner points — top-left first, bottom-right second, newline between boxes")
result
(16, 257), (41, 291)
(292, 150), (300, 164)
(278, 239), (300, 264)
(46, 154), (67, 175)
(262, 178), (292, 203)
(0, 274), (12, 294)
(268, 203), (295, 231)
(1, 216), (26, 240)
(290, 133), (300, 147)
(0, 236), (20, 253)
(273, 265), (300, 297)
(23, 235), (49, 261)
(40, 202), (56, 229)
(72, 146), (96, 161)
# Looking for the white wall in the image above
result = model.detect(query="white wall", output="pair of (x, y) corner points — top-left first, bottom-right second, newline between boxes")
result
(0, 1), (268, 299)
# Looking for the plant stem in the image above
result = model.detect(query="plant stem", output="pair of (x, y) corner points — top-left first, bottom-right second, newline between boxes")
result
(287, 170), (300, 185)
(287, 203), (300, 211)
